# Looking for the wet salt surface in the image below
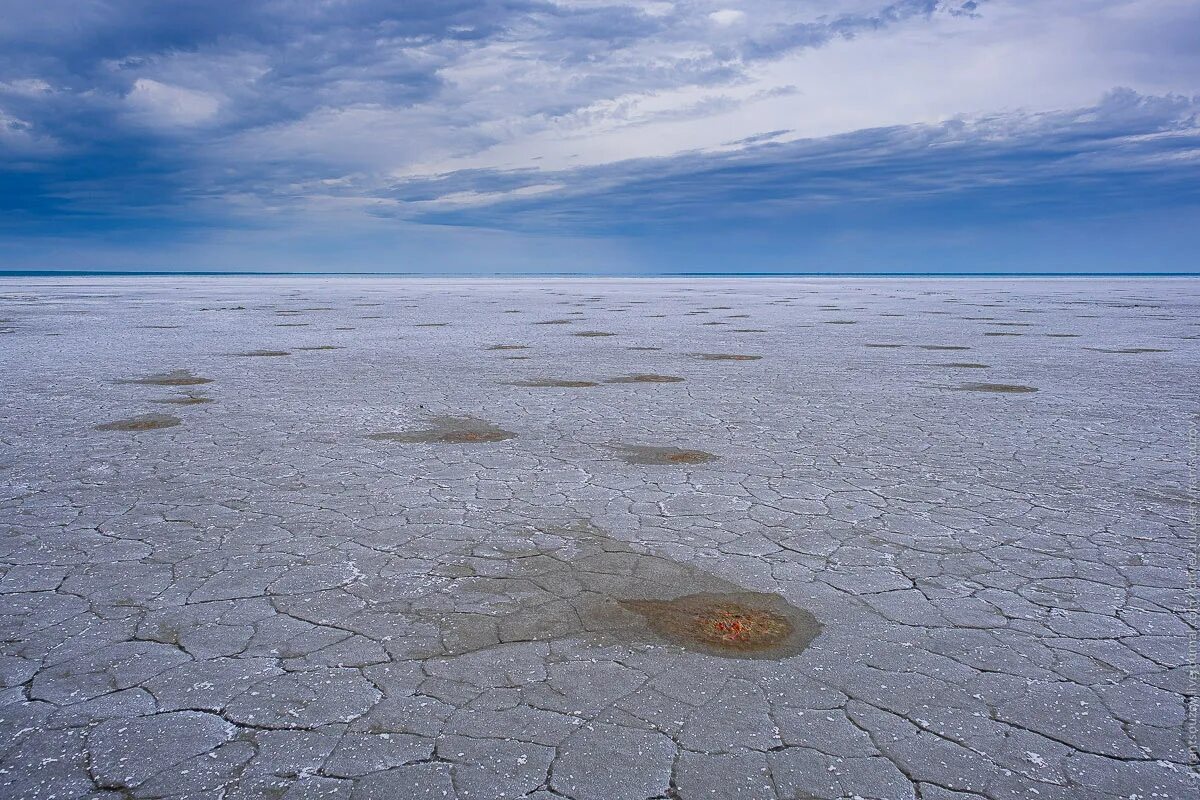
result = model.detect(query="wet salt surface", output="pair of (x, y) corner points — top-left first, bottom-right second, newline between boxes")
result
(0, 276), (1197, 800)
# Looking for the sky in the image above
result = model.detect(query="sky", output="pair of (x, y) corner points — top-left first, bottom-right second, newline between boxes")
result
(1, 0), (1198, 274)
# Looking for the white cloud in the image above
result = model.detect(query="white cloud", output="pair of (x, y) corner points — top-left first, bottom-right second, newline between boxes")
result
(125, 78), (221, 127)
(709, 9), (745, 27)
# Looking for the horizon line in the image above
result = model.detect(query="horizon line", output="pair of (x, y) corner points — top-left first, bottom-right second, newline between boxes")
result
(2, 270), (1199, 279)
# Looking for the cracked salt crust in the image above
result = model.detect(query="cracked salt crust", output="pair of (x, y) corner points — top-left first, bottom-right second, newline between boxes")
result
(0, 276), (1196, 800)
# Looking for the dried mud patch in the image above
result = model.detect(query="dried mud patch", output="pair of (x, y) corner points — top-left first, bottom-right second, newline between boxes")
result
(95, 413), (181, 431)
(368, 416), (516, 444)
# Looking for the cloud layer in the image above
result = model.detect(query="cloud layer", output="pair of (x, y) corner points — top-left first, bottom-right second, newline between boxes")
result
(1, 0), (1197, 272)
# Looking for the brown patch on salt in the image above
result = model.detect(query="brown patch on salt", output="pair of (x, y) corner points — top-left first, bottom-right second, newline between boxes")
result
(509, 378), (600, 388)
(955, 383), (1038, 393)
(95, 413), (181, 431)
(617, 445), (716, 465)
(605, 374), (684, 384)
(121, 370), (213, 387)
(155, 393), (214, 405)
(619, 592), (821, 660)
(368, 416), (515, 444)
(573, 331), (616, 337)
(694, 353), (762, 361)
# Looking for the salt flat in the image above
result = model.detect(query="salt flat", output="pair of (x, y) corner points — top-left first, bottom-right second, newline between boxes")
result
(0, 277), (1196, 800)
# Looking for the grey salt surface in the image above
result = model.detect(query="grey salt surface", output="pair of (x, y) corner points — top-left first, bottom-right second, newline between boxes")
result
(0, 276), (1197, 800)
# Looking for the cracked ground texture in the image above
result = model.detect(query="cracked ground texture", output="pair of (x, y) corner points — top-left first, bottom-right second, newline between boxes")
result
(0, 277), (1197, 800)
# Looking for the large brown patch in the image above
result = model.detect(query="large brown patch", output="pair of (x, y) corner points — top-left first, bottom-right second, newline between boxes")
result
(619, 592), (821, 659)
